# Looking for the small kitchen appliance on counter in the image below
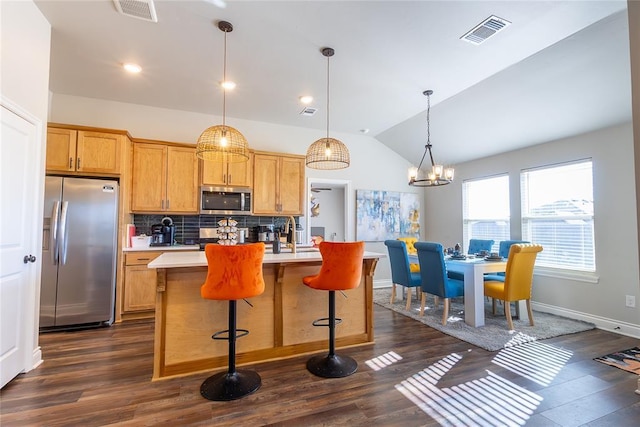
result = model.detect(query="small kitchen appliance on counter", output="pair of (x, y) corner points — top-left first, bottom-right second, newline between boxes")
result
(150, 217), (175, 246)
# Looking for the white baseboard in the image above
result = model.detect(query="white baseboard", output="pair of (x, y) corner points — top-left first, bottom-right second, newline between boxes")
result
(373, 279), (393, 289)
(531, 301), (640, 339)
(30, 346), (43, 371)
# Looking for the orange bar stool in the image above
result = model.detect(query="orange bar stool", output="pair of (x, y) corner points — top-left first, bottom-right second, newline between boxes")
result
(200, 242), (266, 401)
(302, 241), (365, 378)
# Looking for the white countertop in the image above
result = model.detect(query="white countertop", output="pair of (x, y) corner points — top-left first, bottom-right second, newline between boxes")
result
(147, 248), (385, 269)
(123, 245), (200, 252)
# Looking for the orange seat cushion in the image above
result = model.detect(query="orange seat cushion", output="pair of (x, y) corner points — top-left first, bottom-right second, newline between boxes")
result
(201, 242), (266, 300)
(302, 241), (365, 291)
(409, 263), (420, 273)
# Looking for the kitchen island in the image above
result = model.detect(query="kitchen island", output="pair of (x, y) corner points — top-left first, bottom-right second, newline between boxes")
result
(147, 248), (383, 380)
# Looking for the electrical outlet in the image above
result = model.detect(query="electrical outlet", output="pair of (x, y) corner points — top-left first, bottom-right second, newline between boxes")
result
(625, 295), (636, 308)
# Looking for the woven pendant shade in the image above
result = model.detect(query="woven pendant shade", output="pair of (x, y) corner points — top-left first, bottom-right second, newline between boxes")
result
(195, 125), (249, 162)
(305, 47), (350, 170)
(306, 137), (350, 170)
(196, 20), (249, 163)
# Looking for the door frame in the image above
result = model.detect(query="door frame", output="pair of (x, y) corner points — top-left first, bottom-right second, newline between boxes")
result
(305, 178), (353, 243)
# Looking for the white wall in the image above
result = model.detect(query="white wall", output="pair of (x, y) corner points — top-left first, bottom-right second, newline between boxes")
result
(1, 0), (51, 370)
(424, 122), (640, 335)
(49, 93), (421, 284)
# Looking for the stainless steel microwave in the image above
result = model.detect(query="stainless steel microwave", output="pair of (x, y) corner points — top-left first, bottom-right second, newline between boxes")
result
(200, 186), (252, 215)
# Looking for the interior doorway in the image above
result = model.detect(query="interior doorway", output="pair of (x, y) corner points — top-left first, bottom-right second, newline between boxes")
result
(299, 178), (352, 245)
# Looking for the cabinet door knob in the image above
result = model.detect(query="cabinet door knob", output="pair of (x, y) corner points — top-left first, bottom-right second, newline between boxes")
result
(69, 157), (73, 169)
(77, 157), (81, 170)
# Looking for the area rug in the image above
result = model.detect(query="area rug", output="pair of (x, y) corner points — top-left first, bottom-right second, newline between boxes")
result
(594, 347), (640, 375)
(373, 287), (595, 351)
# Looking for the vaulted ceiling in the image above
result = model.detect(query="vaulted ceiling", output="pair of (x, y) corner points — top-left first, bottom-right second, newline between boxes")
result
(35, 0), (632, 166)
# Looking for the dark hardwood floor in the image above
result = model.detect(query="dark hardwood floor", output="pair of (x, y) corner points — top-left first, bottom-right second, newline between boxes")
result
(1, 304), (639, 426)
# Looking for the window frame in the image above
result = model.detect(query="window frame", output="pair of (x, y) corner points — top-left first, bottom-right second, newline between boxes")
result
(462, 174), (511, 254)
(520, 159), (595, 274)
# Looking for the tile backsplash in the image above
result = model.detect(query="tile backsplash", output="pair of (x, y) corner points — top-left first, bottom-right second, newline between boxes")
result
(132, 214), (299, 244)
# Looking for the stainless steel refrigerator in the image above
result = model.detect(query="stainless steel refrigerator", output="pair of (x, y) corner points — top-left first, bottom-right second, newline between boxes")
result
(40, 176), (118, 329)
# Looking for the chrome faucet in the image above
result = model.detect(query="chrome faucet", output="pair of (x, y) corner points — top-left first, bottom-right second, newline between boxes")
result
(284, 216), (296, 253)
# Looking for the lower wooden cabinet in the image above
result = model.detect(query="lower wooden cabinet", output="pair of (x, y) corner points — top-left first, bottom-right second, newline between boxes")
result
(123, 251), (162, 316)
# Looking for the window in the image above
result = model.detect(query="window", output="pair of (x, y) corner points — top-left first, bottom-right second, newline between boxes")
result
(463, 175), (510, 253)
(521, 160), (594, 271)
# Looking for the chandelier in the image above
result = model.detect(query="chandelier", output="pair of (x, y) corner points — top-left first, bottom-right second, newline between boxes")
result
(195, 21), (249, 163)
(305, 47), (350, 170)
(408, 90), (454, 187)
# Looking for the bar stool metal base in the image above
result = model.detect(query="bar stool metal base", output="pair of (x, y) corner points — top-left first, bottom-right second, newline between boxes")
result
(306, 353), (358, 378)
(200, 370), (261, 401)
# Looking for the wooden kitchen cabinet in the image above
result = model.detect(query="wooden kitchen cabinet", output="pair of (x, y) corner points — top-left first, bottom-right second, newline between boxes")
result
(200, 152), (253, 187)
(252, 151), (305, 215)
(131, 141), (199, 213)
(46, 127), (122, 175)
(123, 251), (162, 315)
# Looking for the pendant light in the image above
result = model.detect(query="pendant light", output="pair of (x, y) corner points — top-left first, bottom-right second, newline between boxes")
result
(408, 90), (454, 187)
(195, 21), (249, 163)
(305, 47), (350, 170)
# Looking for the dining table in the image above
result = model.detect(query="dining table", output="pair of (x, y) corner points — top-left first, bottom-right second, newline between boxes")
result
(410, 254), (519, 327)
(445, 256), (510, 327)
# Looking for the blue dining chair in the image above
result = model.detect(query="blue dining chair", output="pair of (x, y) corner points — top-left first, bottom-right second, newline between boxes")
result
(384, 240), (422, 310)
(448, 238), (496, 281)
(468, 239), (495, 255)
(414, 241), (465, 325)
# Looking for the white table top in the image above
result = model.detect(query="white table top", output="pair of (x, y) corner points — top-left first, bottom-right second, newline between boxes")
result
(148, 248), (385, 269)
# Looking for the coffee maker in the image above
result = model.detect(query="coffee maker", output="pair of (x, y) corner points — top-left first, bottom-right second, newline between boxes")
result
(150, 217), (175, 246)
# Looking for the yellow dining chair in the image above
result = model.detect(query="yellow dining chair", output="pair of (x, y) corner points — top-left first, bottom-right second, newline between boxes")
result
(397, 237), (420, 273)
(483, 244), (543, 330)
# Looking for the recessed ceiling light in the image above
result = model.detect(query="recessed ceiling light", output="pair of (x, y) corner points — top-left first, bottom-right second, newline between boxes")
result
(299, 95), (313, 105)
(221, 80), (236, 90)
(360, 129), (370, 134)
(123, 63), (142, 73)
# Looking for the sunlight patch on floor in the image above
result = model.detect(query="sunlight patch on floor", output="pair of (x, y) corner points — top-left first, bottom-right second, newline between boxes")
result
(395, 352), (544, 426)
(492, 341), (573, 386)
(365, 351), (403, 371)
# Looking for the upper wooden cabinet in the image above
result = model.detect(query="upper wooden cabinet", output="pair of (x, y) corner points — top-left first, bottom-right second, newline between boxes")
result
(46, 127), (122, 175)
(131, 141), (199, 213)
(200, 152), (253, 187)
(252, 152), (305, 215)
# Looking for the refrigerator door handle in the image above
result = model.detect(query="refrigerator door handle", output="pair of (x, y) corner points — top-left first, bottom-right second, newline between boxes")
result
(59, 201), (69, 265)
(51, 200), (60, 265)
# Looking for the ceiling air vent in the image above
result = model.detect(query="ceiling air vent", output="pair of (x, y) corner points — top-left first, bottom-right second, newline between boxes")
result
(113, 0), (158, 23)
(299, 107), (318, 116)
(460, 15), (511, 45)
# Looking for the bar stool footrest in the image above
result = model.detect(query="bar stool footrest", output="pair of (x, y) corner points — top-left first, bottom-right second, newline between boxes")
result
(212, 328), (249, 340)
(200, 370), (261, 401)
(306, 353), (358, 378)
(311, 317), (342, 328)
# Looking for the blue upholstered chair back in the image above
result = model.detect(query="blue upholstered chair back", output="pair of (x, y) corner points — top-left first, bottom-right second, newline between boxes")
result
(384, 240), (421, 288)
(498, 240), (529, 258)
(468, 239), (495, 254)
(414, 241), (464, 299)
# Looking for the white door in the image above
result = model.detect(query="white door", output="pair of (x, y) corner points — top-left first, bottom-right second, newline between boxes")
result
(0, 103), (39, 388)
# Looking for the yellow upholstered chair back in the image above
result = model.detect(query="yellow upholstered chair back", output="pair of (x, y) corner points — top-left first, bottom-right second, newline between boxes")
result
(397, 237), (419, 272)
(397, 237), (417, 255)
(502, 244), (544, 301)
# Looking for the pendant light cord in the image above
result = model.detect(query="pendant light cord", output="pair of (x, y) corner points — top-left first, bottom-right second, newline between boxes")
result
(325, 53), (330, 141)
(222, 29), (227, 128)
